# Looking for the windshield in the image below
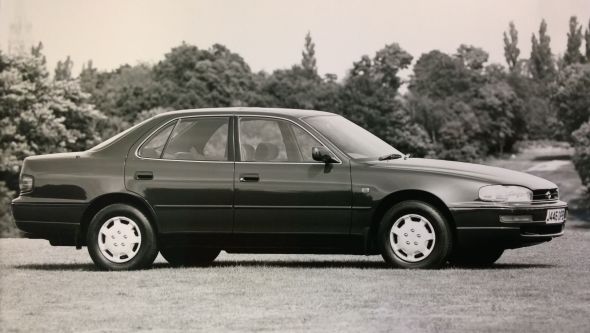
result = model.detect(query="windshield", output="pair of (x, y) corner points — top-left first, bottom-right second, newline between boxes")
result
(88, 118), (152, 152)
(304, 115), (402, 160)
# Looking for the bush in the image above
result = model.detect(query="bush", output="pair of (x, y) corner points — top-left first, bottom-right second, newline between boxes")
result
(0, 181), (19, 237)
(572, 121), (590, 190)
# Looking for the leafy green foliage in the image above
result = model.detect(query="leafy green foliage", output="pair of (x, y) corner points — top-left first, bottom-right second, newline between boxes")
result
(80, 62), (162, 122)
(301, 32), (318, 76)
(564, 16), (585, 65)
(530, 20), (556, 81)
(54, 55), (74, 81)
(0, 181), (18, 237)
(0, 50), (105, 189)
(408, 46), (524, 160)
(153, 43), (256, 109)
(503, 22), (520, 71)
(338, 44), (432, 157)
(572, 121), (590, 190)
(552, 64), (590, 137)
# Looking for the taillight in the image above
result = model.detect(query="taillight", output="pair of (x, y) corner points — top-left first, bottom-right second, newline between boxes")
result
(20, 174), (34, 193)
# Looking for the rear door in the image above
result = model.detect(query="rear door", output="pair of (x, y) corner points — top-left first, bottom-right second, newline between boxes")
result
(125, 115), (235, 234)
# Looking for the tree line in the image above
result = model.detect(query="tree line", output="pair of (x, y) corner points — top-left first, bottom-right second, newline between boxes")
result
(1, 16), (590, 236)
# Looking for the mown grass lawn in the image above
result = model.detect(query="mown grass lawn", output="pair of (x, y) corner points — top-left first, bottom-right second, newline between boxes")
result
(1, 146), (589, 332)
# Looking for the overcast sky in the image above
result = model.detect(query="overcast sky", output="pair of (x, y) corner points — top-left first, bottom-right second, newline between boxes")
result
(0, 0), (589, 79)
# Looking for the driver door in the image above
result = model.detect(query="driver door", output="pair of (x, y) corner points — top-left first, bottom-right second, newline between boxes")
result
(233, 116), (352, 244)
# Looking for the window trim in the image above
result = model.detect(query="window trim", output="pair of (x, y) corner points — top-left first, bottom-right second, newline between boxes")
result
(135, 115), (234, 163)
(236, 115), (342, 165)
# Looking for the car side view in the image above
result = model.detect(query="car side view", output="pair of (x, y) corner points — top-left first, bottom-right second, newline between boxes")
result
(11, 108), (568, 270)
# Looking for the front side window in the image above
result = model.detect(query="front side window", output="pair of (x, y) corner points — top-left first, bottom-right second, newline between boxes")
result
(239, 117), (323, 163)
(305, 115), (402, 160)
(163, 117), (229, 161)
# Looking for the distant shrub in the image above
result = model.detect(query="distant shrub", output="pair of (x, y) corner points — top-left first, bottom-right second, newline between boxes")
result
(572, 121), (590, 190)
(0, 182), (19, 238)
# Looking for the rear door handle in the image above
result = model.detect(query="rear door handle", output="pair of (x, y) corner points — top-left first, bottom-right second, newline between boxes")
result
(239, 173), (260, 182)
(135, 171), (153, 180)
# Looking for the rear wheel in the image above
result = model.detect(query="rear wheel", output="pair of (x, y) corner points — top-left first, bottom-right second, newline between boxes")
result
(87, 204), (158, 271)
(449, 248), (504, 267)
(160, 247), (220, 267)
(379, 201), (453, 269)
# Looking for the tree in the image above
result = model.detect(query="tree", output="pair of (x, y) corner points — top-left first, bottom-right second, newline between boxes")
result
(410, 50), (476, 99)
(503, 22), (520, 71)
(552, 64), (590, 137)
(0, 49), (105, 191)
(301, 32), (318, 77)
(572, 121), (590, 190)
(54, 55), (74, 81)
(530, 20), (555, 80)
(585, 19), (590, 62)
(81, 63), (161, 123)
(253, 33), (338, 112)
(0, 181), (17, 237)
(456, 44), (489, 71)
(564, 16), (584, 65)
(473, 81), (522, 154)
(339, 44), (432, 156)
(153, 43), (256, 109)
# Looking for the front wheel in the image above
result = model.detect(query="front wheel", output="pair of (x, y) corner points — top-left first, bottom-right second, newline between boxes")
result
(379, 201), (453, 269)
(160, 247), (221, 267)
(87, 204), (158, 271)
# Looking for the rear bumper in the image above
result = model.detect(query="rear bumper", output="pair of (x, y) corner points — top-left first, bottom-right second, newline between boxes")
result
(450, 200), (567, 249)
(11, 197), (87, 245)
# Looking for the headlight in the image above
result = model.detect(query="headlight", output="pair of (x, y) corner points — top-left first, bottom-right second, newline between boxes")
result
(479, 185), (532, 202)
(20, 174), (34, 193)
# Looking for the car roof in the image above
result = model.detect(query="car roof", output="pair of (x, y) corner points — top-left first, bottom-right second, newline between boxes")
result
(160, 107), (335, 119)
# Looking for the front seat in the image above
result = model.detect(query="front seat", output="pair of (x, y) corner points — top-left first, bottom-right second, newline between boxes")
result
(255, 143), (279, 162)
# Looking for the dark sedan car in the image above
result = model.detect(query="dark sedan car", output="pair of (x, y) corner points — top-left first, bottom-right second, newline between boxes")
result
(12, 108), (567, 270)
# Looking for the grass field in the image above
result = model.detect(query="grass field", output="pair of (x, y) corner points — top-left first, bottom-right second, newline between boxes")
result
(1, 146), (589, 332)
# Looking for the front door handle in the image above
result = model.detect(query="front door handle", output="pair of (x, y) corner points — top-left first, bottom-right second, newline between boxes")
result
(135, 171), (153, 180)
(239, 173), (260, 182)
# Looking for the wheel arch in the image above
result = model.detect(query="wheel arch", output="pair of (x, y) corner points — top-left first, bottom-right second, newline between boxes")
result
(77, 192), (157, 247)
(367, 189), (456, 252)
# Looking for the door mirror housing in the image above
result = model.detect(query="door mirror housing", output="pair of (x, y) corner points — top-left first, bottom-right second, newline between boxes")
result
(312, 147), (338, 163)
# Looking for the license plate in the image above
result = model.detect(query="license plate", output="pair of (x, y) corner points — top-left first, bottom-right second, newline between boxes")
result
(546, 209), (565, 224)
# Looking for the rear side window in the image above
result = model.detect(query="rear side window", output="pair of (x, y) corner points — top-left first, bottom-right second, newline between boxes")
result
(162, 117), (229, 161)
(138, 122), (175, 158)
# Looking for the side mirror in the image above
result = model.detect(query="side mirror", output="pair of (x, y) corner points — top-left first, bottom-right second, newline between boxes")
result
(312, 147), (338, 163)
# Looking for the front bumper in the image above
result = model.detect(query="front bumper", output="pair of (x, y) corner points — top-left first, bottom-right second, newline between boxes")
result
(450, 200), (567, 249)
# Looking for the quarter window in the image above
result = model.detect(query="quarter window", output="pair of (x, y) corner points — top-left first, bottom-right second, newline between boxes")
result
(138, 122), (175, 159)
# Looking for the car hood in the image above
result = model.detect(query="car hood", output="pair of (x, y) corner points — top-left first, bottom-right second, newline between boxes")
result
(370, 158), (557, 190)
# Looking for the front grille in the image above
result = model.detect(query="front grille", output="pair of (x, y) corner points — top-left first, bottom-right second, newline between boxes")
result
(532, 188), (559, 201)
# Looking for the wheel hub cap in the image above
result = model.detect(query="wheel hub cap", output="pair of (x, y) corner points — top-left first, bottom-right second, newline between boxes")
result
(98, 216), (142, 263)
(389, 214), (435, 262)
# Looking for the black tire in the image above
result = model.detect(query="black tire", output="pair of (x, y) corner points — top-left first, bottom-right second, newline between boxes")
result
(87, 204), (158, 271)
(449, 248), (504, 267)
(379, 200), (453, 269)
(160, 247), (221, 267)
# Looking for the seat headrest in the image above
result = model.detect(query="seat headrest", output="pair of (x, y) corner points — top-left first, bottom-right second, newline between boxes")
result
(255, 143), (279, 161)
(241, 144), (256, 161)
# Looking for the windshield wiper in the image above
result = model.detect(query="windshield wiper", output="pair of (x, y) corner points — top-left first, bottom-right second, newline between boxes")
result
(378, 153), (403, 161)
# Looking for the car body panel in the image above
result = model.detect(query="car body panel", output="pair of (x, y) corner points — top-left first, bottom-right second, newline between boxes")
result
(11, 107), (567, 254)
